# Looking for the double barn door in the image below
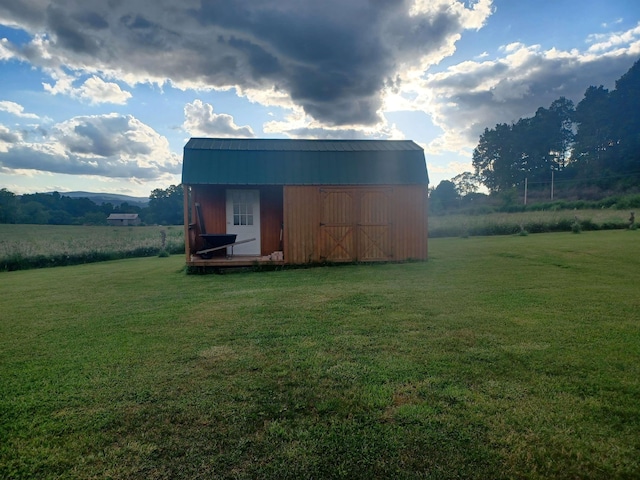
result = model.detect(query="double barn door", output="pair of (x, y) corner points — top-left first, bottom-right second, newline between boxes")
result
(319, 188), (393, 262)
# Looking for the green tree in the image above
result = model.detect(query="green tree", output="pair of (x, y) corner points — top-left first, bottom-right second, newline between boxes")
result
(473, 98), (574, 193)
(610, 59), (640, 176)
(147, 185), (183, 225)
(17, 201), (49, 224)
(0, 188), (18, 223)
(451, 171), (481, 197)
(548, 97), (576, 170)
(430, 180), (459, 212)
(572, 85), (613, 174)
(472, 123), (526, 192)
(81, 212), (108, 225)
(48, 210), (74, 225)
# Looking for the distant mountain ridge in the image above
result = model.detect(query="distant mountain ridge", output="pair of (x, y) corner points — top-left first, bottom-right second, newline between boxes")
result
(48, 191), (149, 206)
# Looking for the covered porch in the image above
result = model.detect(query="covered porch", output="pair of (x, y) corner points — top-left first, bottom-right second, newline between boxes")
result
(183, 183), (285, 268)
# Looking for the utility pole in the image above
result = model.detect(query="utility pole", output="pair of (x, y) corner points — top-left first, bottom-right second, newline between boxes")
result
(551, 170), (554, 200)
(524, 178), (528, 206)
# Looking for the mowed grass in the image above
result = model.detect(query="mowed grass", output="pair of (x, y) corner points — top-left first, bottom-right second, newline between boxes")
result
(1, 231), (639, 479)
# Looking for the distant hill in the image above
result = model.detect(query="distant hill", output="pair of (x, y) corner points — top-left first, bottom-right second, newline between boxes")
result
(49, 191), (149, 207)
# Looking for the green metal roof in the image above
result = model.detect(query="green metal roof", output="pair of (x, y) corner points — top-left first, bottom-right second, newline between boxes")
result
(182, 138), (429, 185)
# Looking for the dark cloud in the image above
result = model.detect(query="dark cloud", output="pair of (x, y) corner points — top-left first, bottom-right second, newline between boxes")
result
(61, 115), (152, 157)
(0, 126), (21, 143)
(0, 145), (158, 178)
(72, 11), (109, 30)
(0, 0), (481, 126)
(45, 5), (101, 55)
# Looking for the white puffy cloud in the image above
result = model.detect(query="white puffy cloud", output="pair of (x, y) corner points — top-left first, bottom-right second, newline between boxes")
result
(0, 113), (180, 180)
(43, 72), (132, 105)
(78, 76), (132, 105)
(183, 100), (254, 138)
(0, 100), (40, 119)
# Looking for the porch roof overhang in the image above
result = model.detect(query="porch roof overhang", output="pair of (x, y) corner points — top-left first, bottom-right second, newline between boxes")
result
(182, 138), (429, 186)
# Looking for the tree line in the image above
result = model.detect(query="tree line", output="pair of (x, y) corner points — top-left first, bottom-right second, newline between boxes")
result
(471, 58), (640, 195)
(0, 185), (184, 225)
(430, 58), (640, 212)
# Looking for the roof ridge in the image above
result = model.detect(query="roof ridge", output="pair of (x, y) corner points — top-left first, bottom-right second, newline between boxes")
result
(185, 138), (423, 152)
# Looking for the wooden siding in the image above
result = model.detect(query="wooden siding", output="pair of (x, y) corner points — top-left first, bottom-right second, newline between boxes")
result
(392, 184), (428, 261)
(283, 186), (319, 264)
(190, 185), (226, 253)
(186, 184), (427, 265)
(189, 185), (283, 257)
(358, 188), (393, 261)
(283, 185), (427, 264)
(320, 189), (356, 262)
(258, 186), (283, 255)
(183, 184), (191, 261)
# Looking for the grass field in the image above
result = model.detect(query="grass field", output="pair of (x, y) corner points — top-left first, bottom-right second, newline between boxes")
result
(428, 208), (632, 237)
(1, 231), (639, 479)
(0, 224), (184, 270)
(1, 207), (635, 271)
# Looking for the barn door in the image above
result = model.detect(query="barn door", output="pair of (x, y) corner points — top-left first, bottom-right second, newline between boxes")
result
(319, 189), (356, 262)
(358, 189), (393, 261)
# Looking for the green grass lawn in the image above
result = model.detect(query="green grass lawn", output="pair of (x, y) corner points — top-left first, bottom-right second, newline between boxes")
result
(1, 231), (639, 479)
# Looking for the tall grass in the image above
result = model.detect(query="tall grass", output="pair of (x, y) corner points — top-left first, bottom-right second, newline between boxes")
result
(0, 225), (184, 271)
(429, 209), (631, 238)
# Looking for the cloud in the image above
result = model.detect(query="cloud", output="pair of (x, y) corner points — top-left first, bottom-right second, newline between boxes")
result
(408, 23), (640, 154)
(0, 124), (22, 152)
(0, 113), (180, 179)
(1, 0), (638, 169)
(0, 100), (39, 119)
(587, 23), (640, 53)
(263, 110), (406, 140)
(43, 72), (132, 104)
(183, 100), (254, 138)
(428, 160), (473, 175)
(77, 76), (132, 104)
(0, 0), (493, 126)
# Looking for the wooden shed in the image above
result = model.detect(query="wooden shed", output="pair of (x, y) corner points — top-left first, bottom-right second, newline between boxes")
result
(107, 213), (141, 226)
(182, 138), (429, 267)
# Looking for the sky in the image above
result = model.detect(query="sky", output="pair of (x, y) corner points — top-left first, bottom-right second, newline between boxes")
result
(0, 0), (639, 198)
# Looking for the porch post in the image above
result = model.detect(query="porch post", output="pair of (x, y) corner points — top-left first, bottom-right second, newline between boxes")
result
(183, 184), (190, 262)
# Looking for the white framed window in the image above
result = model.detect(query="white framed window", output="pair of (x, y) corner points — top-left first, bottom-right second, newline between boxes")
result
(232, 191), (254, 226)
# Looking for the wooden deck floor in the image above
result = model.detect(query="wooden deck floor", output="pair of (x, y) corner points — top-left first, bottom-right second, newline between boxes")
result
(187, 255), (285, 268)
